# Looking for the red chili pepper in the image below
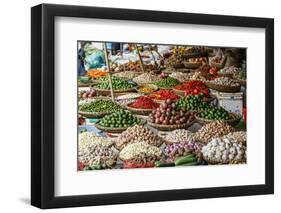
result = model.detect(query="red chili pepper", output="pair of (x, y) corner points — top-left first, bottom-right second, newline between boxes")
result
(176, 80), (209, 96)
(129, 96), (159, 109)
(123, 161), (155, 168)
(148, 90), (179, 100)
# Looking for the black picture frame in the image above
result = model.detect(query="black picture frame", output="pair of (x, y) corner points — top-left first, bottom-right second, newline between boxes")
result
(31, 3), (274, 209)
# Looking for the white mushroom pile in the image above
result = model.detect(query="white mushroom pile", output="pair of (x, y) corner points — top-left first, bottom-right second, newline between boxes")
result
(201, 137), (246, 164)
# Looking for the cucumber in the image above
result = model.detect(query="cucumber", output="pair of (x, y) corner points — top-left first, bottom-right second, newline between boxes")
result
(175, 154), (197, 166)
(155, 161), (175, 167)
(91, 164), (102, 170)
(178, 161), (198, 166)
(83, 166), (92, 171)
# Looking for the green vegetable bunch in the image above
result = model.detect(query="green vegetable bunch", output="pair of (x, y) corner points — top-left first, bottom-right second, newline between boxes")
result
(154, 77), (179, 89)
(79, 100), (121, 113)
(99, 110), (141, 128)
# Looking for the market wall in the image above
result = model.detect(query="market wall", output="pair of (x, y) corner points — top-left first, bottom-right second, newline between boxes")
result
(0, 0), (279, 212)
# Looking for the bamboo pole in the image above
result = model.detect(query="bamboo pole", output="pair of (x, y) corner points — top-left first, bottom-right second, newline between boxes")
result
(149, 45), (159, 69)
(135, 45), (145, 72)
(103, 43), (115, 101)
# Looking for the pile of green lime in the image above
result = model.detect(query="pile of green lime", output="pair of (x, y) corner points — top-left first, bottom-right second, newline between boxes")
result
(198, 106), (231, 120)
(176, 95), (210, 111)
(99, 110), (141, 128)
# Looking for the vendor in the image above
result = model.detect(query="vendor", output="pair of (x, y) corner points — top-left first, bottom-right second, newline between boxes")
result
(77, 41), (87, 76)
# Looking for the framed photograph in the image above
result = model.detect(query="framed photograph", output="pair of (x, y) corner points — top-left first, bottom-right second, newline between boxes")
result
(31, 4), (274, 209)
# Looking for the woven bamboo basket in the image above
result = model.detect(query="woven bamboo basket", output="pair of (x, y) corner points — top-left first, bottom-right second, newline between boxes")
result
(91, 87), (137, 96)
(95, 120), (146, 133)
(136, 84), (158, 94)
(204, 158), (246, 165)
(147, 120), (194, 131)
(195, 112), (241, 127)
(78, 82), (91, 87)
(125, 104), (155, 116)
(78, 111), (110, 118)
(217, 73), (234, 78)
(171, 63), (185, 69)
(183, 61), (202, 69)
(205, 82), (241, 93)
(235, 79), (246, 87)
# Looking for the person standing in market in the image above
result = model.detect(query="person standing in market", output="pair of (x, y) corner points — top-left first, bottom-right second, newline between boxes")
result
(78, 41), (87, 76)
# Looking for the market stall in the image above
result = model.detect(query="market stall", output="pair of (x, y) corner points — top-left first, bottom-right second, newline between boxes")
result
(77, 42), (247, 171)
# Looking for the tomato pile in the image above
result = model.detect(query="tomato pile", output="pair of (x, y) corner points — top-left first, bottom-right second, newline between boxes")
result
(174, 80), (210, 96)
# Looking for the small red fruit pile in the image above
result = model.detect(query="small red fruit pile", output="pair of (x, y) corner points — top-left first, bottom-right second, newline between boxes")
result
(149, 99), (194, 125)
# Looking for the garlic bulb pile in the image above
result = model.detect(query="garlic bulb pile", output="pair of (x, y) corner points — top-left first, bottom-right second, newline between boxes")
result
(79, 132), (113, 148)
(223, 131), (246, 145)
(201, 137), (246, 164)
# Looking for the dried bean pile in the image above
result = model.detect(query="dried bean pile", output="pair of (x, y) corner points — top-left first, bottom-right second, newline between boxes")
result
(132, 73), (161, 84)
(165, 129), (196, 143)
(119, 142), (162, 164)
(208, 77), (239, 87)
(169, 72), (191, 82)
(116, 125), (163, 150)
(195, 121), (235, 144)
(113, 71), (140, 80)
(218, 66), (240, 74)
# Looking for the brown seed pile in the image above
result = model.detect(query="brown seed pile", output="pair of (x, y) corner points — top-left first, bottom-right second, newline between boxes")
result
(195, 121), (235, 144)
(115, 125), (163, 150)
(223, 131), (246, 145)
